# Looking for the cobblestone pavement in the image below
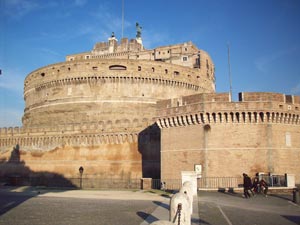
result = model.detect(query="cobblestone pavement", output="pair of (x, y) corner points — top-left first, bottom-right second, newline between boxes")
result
(197, 191), (300, 225)
(1, 187), (300, 225)
(0, 187), (168, 225)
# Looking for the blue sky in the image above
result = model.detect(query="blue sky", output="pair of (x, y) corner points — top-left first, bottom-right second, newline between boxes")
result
(0, 0), (300, 127)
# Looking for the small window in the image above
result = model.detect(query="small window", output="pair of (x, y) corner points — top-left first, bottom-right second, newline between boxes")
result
(185, 48), (187, 51)
(138, 66), (141, 71)
(174, 71), (180, 76)
(40, 72), (45, 77)
(152, 67), (155, 72)
(165, 69), (168, 74)
(92, 66), (98, 70)
(85, 55), (90, 59)
(182, 56), (188, 61)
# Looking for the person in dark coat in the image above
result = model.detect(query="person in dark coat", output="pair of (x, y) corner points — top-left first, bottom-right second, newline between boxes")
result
(243, 173), (252, 198)
(252, 177), (260, 194)
(260, 179), (269, 197)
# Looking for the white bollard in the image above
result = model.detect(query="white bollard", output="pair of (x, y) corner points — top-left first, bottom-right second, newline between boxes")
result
(180, 183), (193, 215)
(150, 221), (174, 225)
(170, 192), (191, 225)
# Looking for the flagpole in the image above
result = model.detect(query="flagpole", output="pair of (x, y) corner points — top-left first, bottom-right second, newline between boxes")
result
(227, 43), (233, 101)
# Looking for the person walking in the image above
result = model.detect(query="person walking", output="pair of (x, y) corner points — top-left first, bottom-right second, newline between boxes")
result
(260, 179), (269, 197)
(243, 173), (252, 198)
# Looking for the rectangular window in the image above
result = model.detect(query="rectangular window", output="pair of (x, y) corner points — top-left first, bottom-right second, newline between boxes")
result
(67, 87), (72, 96)
(182, 56), (188, 61)
(286, 132), (291, 147)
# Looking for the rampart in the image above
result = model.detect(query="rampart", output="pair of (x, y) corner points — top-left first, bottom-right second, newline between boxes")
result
(156, 92), (300, 128)
(157, 92), (300, 184)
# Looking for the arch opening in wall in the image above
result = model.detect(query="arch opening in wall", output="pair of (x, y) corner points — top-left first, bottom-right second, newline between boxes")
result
(224, 113), (228, 123)
(236, 112), (240, 123)
(109, 65), (127, 70)
(218, 113), (222, 123)
(259, 112), (264, 122)
(242, 112), (246, 123)
(212, 113), (216, 123)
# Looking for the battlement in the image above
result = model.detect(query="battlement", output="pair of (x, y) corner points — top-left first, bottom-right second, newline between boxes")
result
(0, 124), (140, 151)
(66, 37), (214, 73)
(239, 92), (300, 104)
(157, 92), (300, 108)
(156, 92), (300, 128)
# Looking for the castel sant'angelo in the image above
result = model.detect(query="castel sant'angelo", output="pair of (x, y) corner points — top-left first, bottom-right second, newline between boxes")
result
(1, 24), (300, 187)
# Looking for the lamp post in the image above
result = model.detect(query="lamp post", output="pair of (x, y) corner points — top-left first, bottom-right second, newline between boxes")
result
(79, 166), (84, 189)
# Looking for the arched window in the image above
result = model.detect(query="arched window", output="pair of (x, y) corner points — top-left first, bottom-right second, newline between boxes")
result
(109, 65), (127, 70)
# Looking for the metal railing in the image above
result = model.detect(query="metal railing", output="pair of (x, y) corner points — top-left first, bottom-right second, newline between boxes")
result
(1, 176), (142, 189)
(0, 175), (288, 189)
(259, 174), (286, 187)
(198, 177), (242, 189)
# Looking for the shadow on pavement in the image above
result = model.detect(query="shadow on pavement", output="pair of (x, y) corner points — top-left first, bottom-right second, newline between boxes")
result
(0, 189), (37, 216)
(192, 217), (211, 224)
(153, 200), (169, 210)
(137, 211), (158, 223)
(0, 144), (77, 216)
(281, 215), (300, 224)
(217, 188), (241, 198)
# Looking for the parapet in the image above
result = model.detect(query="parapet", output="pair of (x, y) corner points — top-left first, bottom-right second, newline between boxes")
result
(239, 92), (295, 103)
(157, 92), (300, 109)
(156, 93), (231, 109)
(156, 92), (300, 128)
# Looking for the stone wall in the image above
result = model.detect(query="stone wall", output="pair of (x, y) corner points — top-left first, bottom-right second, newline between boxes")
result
(0, 124), (161, 179)
(23, 59), (215, 129)
(157, 92), (300, 184)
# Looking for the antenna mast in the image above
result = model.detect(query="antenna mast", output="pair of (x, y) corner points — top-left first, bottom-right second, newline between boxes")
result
(122, 0), (124, 38)
(227, 43), (233, 101)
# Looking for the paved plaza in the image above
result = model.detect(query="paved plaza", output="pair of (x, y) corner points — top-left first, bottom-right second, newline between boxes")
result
(0, 186), (299, 225)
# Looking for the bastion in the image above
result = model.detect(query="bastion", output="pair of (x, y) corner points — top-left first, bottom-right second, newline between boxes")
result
(0, 33), (215, 182)
(157, 92), (300, 185)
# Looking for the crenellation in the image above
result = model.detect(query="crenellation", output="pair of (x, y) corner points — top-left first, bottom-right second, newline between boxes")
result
(156, 108), (300, 128)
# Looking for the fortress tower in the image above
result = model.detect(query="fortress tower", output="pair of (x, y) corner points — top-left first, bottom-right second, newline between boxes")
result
(0, 32), (215, 183)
